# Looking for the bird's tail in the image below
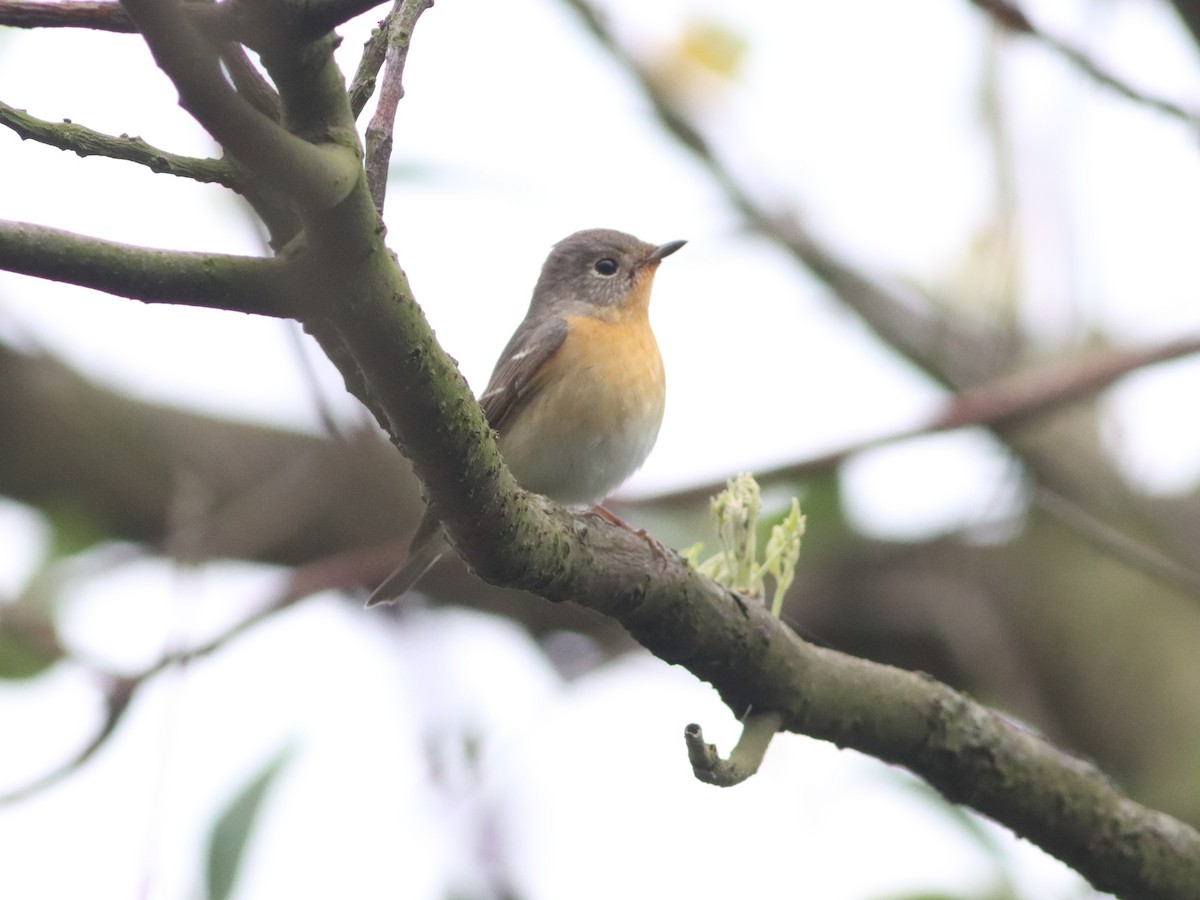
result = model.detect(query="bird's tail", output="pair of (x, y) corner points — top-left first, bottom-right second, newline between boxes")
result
(365, 523), (450, 607)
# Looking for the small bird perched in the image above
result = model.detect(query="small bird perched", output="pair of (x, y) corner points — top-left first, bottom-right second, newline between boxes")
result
(366, 228), (685, 607)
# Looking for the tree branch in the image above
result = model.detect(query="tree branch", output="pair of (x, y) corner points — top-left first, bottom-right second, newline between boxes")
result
(0, 220), (290, 316)
(969, 0), (1200, 128)
(0, 99), (243, 190)
(8, 4), (1200, 893)
(347, 10), (394, 119)
(0, 0), (230, 33)
(119, 0), (361, 212)
(650, 335), (1200, 506)
(289, 0), (391, 36)
(0, 0), (138, 31)
(364, 0), (432, 212)
(0, 546), (365, 806)
(685, 712), (782, 787)
(0, 0), (391, 41)
(556, 0), (1200, 635)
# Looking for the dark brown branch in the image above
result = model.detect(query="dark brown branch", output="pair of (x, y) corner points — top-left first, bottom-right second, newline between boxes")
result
(364, 0), (432, 211)
(0, 0), (139, 31)
(0, 220), (290, 316)
(649, 336), (1200, 506)
(0, 0), (382, 37)
(970, 0), (1200, 127)
(0, 99), (242, 190)
(0, 0), (232, 33)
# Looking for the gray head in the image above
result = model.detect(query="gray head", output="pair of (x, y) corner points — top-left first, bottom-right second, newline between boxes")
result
(530, 228), (686, 314)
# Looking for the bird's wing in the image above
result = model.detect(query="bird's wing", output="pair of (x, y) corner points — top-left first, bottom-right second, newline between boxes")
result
(479, 315), (569, 433)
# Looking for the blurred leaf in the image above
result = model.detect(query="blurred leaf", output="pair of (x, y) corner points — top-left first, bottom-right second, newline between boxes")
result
(0, 605), (63, 680)
(205, 744), (295, 900)
(44, 500), (111, 561)
(648, 17), (748, 111)
(677, 19), (747, 81)
(766, 472), (849, 560)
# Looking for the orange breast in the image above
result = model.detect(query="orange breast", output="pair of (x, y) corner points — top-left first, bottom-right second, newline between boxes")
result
(497, 309), (666, 505)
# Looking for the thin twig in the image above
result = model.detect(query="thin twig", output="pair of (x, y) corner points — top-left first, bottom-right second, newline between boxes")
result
(0, 675), (137, 805)
(1034, 487), (1200, 597)
(642, 336), (1200, 506)
(0, 99), (241, 190)
(0, 546), (380, 806)
(218, 42), (283, 124)
(364, 0), (432, 212)
(970, 0), (1200, 128)
(286, 321), (350, 438)
(685, 711), (782, 787)
(347, 4), (399, 118)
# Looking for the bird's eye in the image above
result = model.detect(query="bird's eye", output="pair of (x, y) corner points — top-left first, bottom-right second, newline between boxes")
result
(593, 258), (619, 276)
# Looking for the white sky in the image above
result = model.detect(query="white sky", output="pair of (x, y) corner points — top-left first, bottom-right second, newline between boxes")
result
(3, 0), (1200, 896)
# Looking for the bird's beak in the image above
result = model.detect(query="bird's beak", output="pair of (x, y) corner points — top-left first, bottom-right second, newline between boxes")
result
(647, 239), (687, 263)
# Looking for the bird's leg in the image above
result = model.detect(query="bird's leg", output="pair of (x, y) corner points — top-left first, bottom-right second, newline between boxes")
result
(587, 505), (670, 559)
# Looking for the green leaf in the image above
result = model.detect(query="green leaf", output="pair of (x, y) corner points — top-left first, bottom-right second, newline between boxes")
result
(44, 500), (111, 561)
(205, 744), (295, 900)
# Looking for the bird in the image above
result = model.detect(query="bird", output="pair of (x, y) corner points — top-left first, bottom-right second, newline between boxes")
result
(365, 228), (685, 607)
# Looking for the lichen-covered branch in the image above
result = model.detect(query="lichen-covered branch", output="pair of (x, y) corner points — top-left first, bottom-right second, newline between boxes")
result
(0, 220), (290, 316)
(119, 0), (360, 212)
(0, 99), (242, 190)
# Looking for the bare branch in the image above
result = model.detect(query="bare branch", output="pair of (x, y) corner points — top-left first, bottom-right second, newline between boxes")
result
(0, 674), (137, 805)
(1034, 487), (1200, 597)
(364, 0), (433, 212)
(0, 0), (138, 31)
(0, 99), (243, 190)
(348, 14), (393, 119)
(970, 0), (1200, 128)
(119, 0), (360, 212)
(685, 712), (782, 787)
(218, 42), (283, 123)
(0, 546), (366, 806)
(0, 0), (382, 37)
(0, 220), (291, 317)
(648, 336), (1200, 506)
(0, 0), (227, 34)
